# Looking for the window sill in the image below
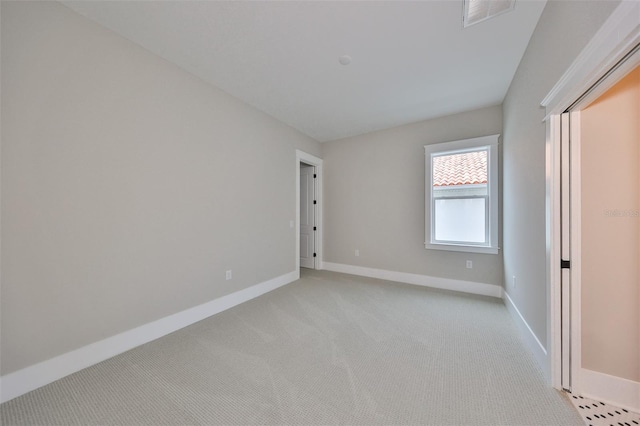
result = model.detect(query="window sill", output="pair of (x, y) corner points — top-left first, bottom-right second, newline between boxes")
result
(425, 242), (500, 255)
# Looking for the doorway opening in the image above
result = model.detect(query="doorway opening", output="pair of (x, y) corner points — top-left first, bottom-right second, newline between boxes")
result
(300, 162), (316, 269)
(542, 1), (640, 410)
(295, 150), (323, 274)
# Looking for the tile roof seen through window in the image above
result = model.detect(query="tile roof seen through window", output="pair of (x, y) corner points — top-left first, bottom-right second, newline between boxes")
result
(433, 150), (487, 187)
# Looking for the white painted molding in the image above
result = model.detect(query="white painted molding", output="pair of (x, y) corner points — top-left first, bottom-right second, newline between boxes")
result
(0, 270), (298, 404)
(580, 368), (640, 413)
(541, 0), (640, 117)
(322, 262), (502, 298)
(503, 291), (549, 379)
(569, 111), (583, 395)
(546, 113), (562, 389)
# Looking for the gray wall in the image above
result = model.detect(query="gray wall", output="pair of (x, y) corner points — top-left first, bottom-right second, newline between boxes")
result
(1, 1), (320, 375)
(502, 0), (620, 350)
(323, 106), (503, 286)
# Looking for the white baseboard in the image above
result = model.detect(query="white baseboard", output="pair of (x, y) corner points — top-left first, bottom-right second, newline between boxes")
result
(503, 291), (549, 378)
(0, 270), (298, 404)
(322, 262), (503, 298)
(580, 368), (640, 413)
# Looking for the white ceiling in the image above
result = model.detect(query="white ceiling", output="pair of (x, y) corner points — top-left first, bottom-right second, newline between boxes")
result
(62, 1), (547, 142)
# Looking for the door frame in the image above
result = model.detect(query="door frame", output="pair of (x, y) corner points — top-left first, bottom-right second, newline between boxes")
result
(541, 0), (640, 393)
(295, 150), (323, 273)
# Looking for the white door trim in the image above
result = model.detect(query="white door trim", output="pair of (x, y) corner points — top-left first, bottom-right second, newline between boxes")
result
(569, 110), (583, 395)
(546, 113), (562, 389)
(295, 150), (323, 272)
(541, 1), (640, 119)
(542, 0), (640, 393)
(559, 112), (572, 391)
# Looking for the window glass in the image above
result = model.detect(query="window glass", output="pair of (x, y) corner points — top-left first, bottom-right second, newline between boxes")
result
(432, 149), (488, 244)
(434, 198), (486, 243)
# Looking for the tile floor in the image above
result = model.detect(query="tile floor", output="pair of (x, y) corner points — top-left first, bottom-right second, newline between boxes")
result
(567, 393), (640, 426)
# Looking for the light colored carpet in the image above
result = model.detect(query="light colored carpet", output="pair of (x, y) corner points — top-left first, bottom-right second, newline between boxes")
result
(1, 269), (583, 425)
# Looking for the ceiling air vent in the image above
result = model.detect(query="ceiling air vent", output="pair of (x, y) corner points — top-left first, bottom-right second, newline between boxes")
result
(463, 0), (515, 28)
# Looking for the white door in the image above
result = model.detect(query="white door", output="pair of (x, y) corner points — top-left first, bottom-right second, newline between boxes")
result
(300, 165), (316, 269)
(560, 112), (572, 391)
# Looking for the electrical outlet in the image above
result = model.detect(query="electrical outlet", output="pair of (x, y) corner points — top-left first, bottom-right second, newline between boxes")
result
(355, 249), (360, 257)
(226, 270), (232, 280)
(466, 260), (472, 269)
(512, 275), (517, 288)
(289, 220), (294, 228)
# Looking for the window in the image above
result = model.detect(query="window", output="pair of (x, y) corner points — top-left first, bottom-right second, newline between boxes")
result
(425, 135), (499, 254)
(463, 0), (515, 28)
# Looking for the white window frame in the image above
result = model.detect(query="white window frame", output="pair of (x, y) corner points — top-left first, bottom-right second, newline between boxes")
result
(425, 134), (499, 254)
